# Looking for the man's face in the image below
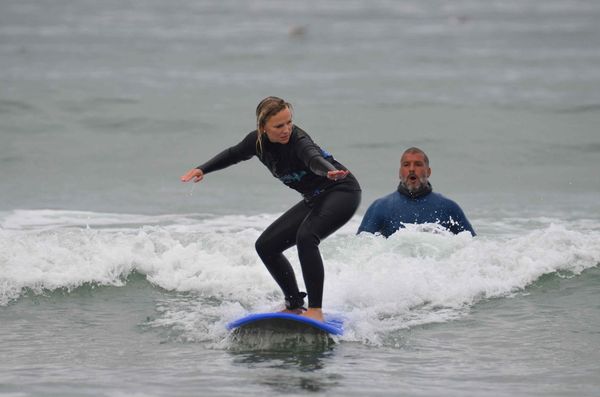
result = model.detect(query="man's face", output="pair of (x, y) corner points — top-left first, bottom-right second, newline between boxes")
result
(400, 152), (431, 192)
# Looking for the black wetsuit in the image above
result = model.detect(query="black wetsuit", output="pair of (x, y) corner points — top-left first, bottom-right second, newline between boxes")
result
(197, 126), (361, 309)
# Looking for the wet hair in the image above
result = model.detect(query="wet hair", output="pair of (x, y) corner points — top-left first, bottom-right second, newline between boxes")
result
(255, 96), (293, 156)
(401, 147), (429, 166)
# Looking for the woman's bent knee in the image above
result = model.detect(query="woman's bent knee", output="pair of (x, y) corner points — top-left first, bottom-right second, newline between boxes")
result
(255, 236), (269, 258)
(296, 227), (320, 249)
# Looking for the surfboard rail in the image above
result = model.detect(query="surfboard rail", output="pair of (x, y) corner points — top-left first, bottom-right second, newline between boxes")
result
(227, 312), (344, 335)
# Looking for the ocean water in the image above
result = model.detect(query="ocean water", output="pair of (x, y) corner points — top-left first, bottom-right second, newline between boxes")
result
(1, 0), (600, 396)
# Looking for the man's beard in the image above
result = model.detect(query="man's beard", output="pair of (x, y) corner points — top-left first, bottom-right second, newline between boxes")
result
(404, 175), (428, 193)
(397, 177), (432, 199)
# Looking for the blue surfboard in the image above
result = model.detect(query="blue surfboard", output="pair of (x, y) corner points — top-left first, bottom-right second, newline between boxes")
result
(227, 312), (344, 335)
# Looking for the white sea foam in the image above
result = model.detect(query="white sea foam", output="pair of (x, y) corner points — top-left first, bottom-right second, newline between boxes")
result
(1, 210), (599, 345)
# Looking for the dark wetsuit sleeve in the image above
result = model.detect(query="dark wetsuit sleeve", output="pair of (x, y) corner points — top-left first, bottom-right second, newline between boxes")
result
(307, 156), (336, 177)
(294, 134), (336, 177)
(196, 132), (256, 174)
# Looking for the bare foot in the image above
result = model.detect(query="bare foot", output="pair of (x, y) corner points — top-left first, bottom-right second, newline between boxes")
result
(300, 308), (324, 322)
(280, 308), (304, 315)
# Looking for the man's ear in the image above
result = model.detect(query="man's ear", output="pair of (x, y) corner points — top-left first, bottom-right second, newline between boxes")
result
(427, 167), (432, 177)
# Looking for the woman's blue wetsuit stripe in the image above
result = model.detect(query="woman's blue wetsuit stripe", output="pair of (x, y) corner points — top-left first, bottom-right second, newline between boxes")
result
(197, 126), (361, 308)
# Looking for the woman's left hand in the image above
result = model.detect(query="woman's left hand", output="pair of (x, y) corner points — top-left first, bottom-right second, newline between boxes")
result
(327, 170), (349, 181)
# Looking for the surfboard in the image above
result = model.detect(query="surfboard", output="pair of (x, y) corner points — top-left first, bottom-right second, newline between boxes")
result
(227, 312), (344, 335)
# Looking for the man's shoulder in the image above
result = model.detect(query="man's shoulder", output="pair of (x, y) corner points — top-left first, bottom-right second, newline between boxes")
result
(428, 191), (452, 202)
(363, 191), (406, 216)
(428, 192), (464, 210)
(371, 190), (402, 205)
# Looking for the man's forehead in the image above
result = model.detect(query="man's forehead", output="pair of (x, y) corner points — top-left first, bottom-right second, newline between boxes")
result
(401, 152), (427, 163)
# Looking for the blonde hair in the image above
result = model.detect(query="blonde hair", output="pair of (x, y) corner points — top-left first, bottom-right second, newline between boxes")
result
(255, 96), (293, 156)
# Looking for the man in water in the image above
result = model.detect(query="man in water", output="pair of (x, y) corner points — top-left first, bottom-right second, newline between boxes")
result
(357, 147), (475, 237)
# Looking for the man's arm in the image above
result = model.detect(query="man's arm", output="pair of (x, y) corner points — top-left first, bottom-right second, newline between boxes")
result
(357, 200), (383, 235)
(448, 204), (476, 236)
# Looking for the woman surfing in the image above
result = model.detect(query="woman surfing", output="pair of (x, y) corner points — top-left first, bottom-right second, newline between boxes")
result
(181, 97), (361, 321)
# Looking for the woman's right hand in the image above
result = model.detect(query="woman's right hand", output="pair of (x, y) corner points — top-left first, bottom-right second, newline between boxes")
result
(180, 168), (204, 183)
(327, 169), (349, 181)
